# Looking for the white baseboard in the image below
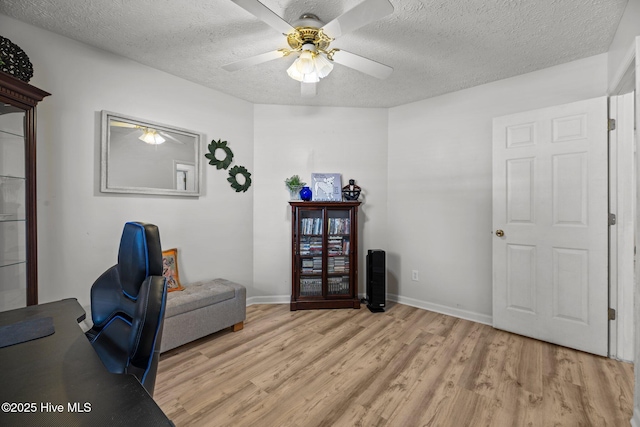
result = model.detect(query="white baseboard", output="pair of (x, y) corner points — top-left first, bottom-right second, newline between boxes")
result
(246, 295), (290, 306)
(246, 293), (493, 326)
(386, 293), (493, 326)
(631, 409), (640, 427)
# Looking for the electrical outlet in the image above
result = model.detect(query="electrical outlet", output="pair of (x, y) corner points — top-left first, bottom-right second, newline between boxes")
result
(411, 270), (419, 281)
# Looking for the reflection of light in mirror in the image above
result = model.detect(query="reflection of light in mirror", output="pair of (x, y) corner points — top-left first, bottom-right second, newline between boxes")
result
(139, 128), (165, 145)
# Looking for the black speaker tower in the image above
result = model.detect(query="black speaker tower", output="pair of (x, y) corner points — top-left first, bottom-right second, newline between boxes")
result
(366, 249), (386, 313)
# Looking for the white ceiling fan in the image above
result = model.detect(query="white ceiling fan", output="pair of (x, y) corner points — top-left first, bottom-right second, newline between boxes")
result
(110, 120), (183, 145)
(223, 0), (394, 97)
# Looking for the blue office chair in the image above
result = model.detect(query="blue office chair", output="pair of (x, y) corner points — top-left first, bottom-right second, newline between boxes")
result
(86, 222), (163, 334)
(86, 222), (167, 396)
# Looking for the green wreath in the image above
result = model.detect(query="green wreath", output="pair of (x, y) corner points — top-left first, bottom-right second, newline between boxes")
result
(205, 139), (234, 170)
(227, 165), (252, 192)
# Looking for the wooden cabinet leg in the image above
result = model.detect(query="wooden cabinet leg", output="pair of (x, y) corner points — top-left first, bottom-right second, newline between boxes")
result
(232, 321), (244, 332)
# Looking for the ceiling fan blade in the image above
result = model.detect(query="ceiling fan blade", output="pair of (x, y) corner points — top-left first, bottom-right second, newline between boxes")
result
(321, 0), (394, 39)
(231, 0), (294, 35)
(301, 82), (316, 98)
(331, 50), (393, 79)
(159, 132), (183, 144)
(222, 50), (286, 72)
(118, 128), (139, 137)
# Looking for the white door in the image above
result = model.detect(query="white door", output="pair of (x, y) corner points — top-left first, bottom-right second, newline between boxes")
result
(175, 162), (196, 192)
(492, 97), (608, 356)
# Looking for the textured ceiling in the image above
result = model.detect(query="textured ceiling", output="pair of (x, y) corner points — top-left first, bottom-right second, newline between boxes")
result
(0, 0), (628, 108)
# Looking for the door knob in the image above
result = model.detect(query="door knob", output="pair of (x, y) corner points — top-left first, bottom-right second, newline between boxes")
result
(495, 229), (504, 237)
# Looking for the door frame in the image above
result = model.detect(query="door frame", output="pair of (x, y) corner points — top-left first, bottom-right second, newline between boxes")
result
(630, 35), (640, 427)
(608, 92), (635, 362)
(608, 41), (637, 362)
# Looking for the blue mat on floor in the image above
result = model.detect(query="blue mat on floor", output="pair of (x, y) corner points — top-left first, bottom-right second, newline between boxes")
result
(0, 316), (55, 348)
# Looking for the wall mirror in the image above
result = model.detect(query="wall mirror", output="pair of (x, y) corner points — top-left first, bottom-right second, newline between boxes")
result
(101, 111), (202, 196)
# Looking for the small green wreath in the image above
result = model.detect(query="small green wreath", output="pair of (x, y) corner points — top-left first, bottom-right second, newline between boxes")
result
(205, 139), (234, 170)
(227, 165), (252, 192)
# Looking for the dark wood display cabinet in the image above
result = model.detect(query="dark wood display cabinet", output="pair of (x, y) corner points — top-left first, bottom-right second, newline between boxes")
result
(289, 201), (361, 310)
(0, 73), (50, 311)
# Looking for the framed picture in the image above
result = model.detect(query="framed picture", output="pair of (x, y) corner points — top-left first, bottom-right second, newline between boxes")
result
(162, 248), (184, 292)
(311, 173), (342, 201)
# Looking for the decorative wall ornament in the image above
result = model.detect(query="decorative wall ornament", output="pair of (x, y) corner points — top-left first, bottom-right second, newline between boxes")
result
(0, 36), (34, 82)
(228, 165), (252, 192)
(205, 139), (234, 169)
(206, 138), (251, 193)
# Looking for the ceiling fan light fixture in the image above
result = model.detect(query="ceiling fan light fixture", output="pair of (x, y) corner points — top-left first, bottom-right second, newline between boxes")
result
(295, 49), (316, 74)
(286, 62), (303, 81)
(287, 43), (333, 83)
(314, 53), (333, 78)
(287, 61), (319, 83)
(139, 128), (165, 145)
(224, 0), (395, 97)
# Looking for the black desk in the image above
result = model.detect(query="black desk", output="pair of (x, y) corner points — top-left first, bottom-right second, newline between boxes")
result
(0, 299), (172, 427)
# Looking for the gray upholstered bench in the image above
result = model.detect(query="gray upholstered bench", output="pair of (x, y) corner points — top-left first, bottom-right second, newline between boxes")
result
(160, 278), (246, 353)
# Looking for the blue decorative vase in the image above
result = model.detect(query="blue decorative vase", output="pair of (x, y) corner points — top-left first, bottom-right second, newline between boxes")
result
(299, 186), (312, 201)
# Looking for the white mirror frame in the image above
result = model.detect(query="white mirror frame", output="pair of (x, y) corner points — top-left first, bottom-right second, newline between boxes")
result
(100, 111), (202, 197)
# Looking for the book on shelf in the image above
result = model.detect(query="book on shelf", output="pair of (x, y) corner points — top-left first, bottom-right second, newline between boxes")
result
(301, 217), (323, 235)
(301, 257), (322, 274)
(313, 257), (322, 273)
(328, 217), (351, 235)
(327, 276), (350, 295)
(327, 256), (349, 273)
(300, 277), (322, 296)
(300, 236), (323, 255)
(327, 236), (350, 256)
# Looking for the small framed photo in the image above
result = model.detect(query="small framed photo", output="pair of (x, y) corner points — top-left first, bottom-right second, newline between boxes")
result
(162, 248), (185, 292)
(311, 173), (342, 201)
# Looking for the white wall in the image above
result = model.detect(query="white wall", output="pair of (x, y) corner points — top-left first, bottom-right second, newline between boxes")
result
(387, 54), (608, 323)
(0, 14), (255, 311)
(252, 105), (388, 302)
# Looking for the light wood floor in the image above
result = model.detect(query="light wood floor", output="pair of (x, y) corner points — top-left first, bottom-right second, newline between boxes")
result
(155, 303), (634, 427)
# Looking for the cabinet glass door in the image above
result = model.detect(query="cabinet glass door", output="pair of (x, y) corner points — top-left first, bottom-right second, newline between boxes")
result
(327, 209), (351, 296)
(299, 209), (323, 297)
(0, 105), (27, 311)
